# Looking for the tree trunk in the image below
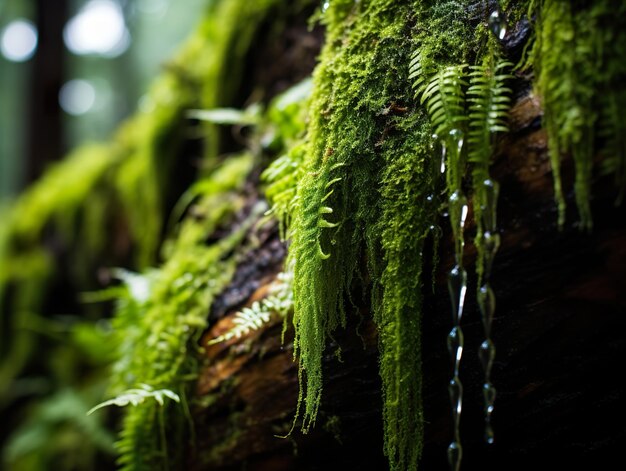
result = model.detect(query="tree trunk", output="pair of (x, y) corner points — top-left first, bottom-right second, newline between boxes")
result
(27, 0), (68, 183)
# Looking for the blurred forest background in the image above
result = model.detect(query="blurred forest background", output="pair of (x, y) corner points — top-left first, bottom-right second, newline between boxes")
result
(1, 0), (205, 198)
(0, 1), (211, 469)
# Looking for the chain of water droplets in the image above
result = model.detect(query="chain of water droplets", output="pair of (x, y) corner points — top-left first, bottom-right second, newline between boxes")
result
(433, 128), (469, 471)
(477, 179), (500, 445)
(474, 0), (509, 447)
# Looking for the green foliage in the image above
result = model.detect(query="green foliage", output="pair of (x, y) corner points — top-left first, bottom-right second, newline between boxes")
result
(467, 56), (513, 282)
(87, 384), (180, 415)
(374, 120), (435, 471)
(108, 154), (255, 471)
(412, 57), (468, 138)
(4, 2), (626, 471)
(262, 144), (306, 239)
(287, 2), (449, 469)
(3, 389), (115, 471)
(287, 2), (510, 470)
(208, 270), (294, 345)
(530, 0), (626, 229)
(261, 79), (313, 238)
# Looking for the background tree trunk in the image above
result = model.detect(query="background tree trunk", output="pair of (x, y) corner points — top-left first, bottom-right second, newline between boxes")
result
(27, 0), (67, 183)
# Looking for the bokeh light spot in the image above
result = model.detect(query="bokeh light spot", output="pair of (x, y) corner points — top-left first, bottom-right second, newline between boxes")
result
(59, 79), (97, 115)
(1, 19), (38, 62)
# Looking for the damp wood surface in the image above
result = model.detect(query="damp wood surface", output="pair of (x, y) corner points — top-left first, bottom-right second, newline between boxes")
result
(190, 89), (626, 470)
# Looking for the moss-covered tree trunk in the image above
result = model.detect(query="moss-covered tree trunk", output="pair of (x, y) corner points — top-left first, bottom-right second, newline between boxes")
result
(188, 86), (626, 470)
(187, 5), (626, 468)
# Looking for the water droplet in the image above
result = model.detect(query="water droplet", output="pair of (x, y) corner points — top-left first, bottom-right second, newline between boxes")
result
(447, 326), (464, 374)
(485, 423), (495, 444)
(440, 140), (447, 173)
(481, 179), (500, 232)
(483, 382), (497, 413)
(448, 265), (468, 323)
(449, 191), (468, 228)
(449, 128), (463, 142)
(478, 285), (496, 335)
(482, 232), (501, 278)
(447, 441), (462, 471)
(449, 376), (463, 424)
(489, 9), (508, 40)
(449, 190), (469, 264)
(483, 230), (500, 254)
(479, 339), (496, 373)
(449, 128), (464, 157)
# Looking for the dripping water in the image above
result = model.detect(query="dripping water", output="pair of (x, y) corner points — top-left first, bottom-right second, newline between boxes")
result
(446, 181), (468, 471)
(431, 133), (446, 174)
(488, 6), (508, 41)
(478, 178), (500, 444)
(449, 128), (464, 164)
(432, 130), (469, 469)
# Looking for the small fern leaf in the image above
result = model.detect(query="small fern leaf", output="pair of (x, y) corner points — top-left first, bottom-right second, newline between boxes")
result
(88, 384), (180, 415)
(208, 273), (294, 345)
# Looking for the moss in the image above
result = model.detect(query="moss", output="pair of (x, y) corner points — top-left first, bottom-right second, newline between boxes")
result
(288, 2), (453, 469)
(110, 154), (255, 471)
(0, 1), (303, 468)
(530, 0), (626, 229)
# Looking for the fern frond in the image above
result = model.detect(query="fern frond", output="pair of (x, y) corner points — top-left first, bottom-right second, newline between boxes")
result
(208, 302), (271, 344)
(88, 384), (180, 415)
(467, 59), (513, 169)
(262, 144), (305, 240)
(420, 65), (468, 138)
(208, 271), (294, 345)
(409, 51), (435, 97)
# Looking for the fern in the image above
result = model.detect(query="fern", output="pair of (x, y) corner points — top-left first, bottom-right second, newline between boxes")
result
(87, 384), (180, 415)
(107, 154), (259, 471)
(262, 144), (305, 240)
(467, 56), (513, 282)
(412, 55), (468, 194)
(208, 271), (294, 345)
(412, 52), (468, 139)
(467, 59), (512, 167)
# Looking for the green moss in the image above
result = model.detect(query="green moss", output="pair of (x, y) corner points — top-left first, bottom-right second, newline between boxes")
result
(110, 154), (255, 471)
(288, 2), (506, 470)
(530, 0), (626, 229)
(0, 1), (302, 468)
(288, 2), (450, 469)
